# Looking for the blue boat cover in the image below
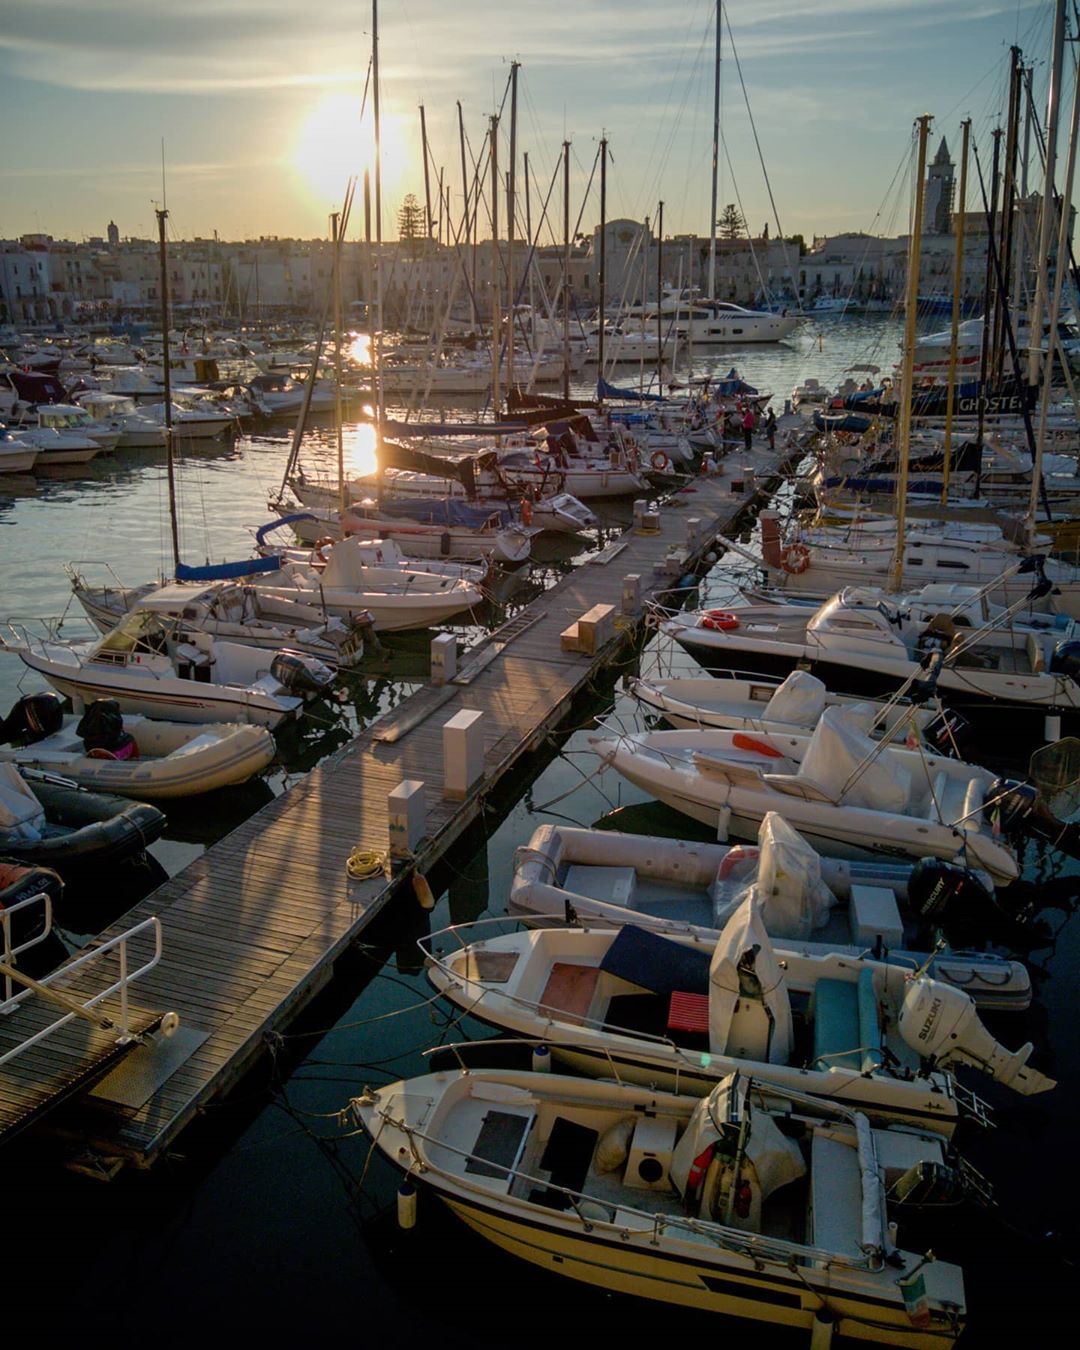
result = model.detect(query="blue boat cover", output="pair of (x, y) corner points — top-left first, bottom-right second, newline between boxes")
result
(597, 377), (666, 403)
(176, 556), (283, 582)
(254, 513), (318, 546)
(598, 924), (711, 997)
(374, 497), (512, 528)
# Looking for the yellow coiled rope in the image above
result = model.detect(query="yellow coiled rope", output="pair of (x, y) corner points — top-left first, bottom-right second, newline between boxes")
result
(346, 847), (388, 881)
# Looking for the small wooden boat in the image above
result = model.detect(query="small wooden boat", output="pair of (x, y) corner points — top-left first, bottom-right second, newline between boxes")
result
(508, 818), (1030, 1011)
(0, 763), (165, 872)
(0, 696), (276, 799)
(352, 1068), (968, 1345)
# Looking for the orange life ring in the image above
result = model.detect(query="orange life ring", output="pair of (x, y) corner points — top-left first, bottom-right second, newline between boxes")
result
(651, 450), (671, 472)
(781, 543), (811, 574)
(701, 609), (740, 631)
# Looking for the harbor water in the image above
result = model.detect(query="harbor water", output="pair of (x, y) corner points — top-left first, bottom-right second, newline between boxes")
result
(2, 314), (1076, 1344)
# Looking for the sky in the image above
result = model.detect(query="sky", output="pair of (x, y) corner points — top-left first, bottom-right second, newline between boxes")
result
(0, 0), (1065, 246)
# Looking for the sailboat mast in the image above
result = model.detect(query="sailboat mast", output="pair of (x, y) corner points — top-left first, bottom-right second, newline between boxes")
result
(332, 211), (346, 515)
(599, 135), (607, 387)
(942, 119), (970, 506)
(490, 115), (501, 417)
(155, 206), (180, 572)
(656, 201), (664, 393)
(507, 61), (519, 394)
(707, 0), (721, 302)
(420, 103), (433, 239)
(563, 139), (571, 402)
(890, 114), (932, 594)
(1030, 22), (1080, 541)
(372, 0), (384, 427)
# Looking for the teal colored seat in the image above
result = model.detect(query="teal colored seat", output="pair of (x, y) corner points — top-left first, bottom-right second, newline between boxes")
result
(812, 979), (861, 1072)
(813, 972), (883, 1075)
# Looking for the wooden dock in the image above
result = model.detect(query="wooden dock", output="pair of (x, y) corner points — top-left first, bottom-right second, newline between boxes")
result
(0, 445), (791, 1166)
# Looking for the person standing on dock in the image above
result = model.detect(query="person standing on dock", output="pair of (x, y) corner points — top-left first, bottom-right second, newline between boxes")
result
(741, 405), (755, 451)
(764, 407), (776, 451)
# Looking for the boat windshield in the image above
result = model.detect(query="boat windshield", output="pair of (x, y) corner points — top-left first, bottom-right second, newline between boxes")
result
(96, 608), (172, 656)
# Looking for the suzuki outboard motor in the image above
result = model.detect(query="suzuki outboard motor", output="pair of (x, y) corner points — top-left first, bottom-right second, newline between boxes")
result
(899, 975), (1055, 1095)
(0, 692), (63, 745)
(921, 708), (973, 760)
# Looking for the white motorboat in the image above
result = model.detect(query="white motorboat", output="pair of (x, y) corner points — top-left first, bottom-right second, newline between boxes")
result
(74, 391), (165, 449)
(14, 424), (103, 466)
(0, 432), (38, 474)
(6, 608), (333, 729)
(66, 571), (371, 666)
(281, 499), (534, 566)
(32, 403), (121, 452)
(661, 587), (1080, 720)
(352, 1068), (967, 1345)
(253, 534), (485, 630)
(508, 817), (1030, 1010)
(425, 900), (1051, 1125)
(589, 706), (1020, 883)
(0, 696), (275, 799)
(628, 669), (943, 744)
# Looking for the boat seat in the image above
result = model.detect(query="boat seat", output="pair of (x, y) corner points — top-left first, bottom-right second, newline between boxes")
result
(538, 963), (600, 1025)
(809, 1132), (863, 1257)
(927, 770), (967, 825)
(811, 970), (882, 1074)
(762, 772), (838, 804)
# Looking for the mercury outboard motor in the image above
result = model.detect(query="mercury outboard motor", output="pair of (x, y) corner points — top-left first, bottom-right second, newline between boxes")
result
(988, 776), (1080, 860)
(0, 692), (64, 745)
(922, 708), (973, 760)
(908, 859), (995, 929)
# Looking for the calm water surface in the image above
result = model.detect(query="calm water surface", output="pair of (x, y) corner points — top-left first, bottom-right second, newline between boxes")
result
(3, 315), (1076, 1344)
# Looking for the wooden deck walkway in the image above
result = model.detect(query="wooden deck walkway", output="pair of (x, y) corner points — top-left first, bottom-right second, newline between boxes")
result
(0, 445), (790, 1166)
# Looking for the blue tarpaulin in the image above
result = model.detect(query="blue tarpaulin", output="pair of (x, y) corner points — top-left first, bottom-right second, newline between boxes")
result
(176, 556), (283, 582)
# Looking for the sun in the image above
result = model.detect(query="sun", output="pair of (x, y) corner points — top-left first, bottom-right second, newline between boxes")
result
(293, 91), (409, 211)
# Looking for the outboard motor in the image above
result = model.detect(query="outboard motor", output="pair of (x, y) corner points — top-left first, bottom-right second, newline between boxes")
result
(908, 858), (995, 931)
(922, 708), (973, 760)
(1049, 639), (1080, 681)
(988, 776), (1080, 861)
(0, 692), (63, 745)
(898, 975), (1055, 1096)
(270, 650), (334, 695)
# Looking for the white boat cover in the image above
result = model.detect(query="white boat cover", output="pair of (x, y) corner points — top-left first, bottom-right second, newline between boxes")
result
(762, 670), (827, 727)
(854, 1113), (886, 1257)
(756, 813), (837, 939)
(0, 763), (45, 841)
(798, 706), (911, 812)
(709, 814), (836, 939)
(708, 896), (793, 1064)
(670, 1074), (805, 1205)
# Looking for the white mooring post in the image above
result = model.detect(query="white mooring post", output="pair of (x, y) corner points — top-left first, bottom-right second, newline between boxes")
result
(622, 573), (643, 617)
(685, 516), (701, 548)
(632, 498), (648, 529)
(443, 708), (485, 800)
(430, 632), (457, 685)
(388, 780), (426, 859)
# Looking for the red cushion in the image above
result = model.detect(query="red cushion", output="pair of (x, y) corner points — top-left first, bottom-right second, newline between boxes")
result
(668, 990), (710, 1034)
